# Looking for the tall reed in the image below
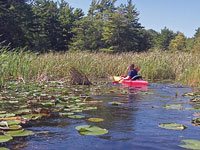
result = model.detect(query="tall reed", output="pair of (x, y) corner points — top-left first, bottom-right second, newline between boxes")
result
(0, 47), (33, 86)
(1, 48), (200, 87)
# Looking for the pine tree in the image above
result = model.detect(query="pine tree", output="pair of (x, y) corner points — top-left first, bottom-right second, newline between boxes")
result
(31, 0), (83, 52)
(102, 0), (143, 52)
(154, 27), (176, 50)
(0, 0), (34, 48)
(193, 28), (200, 52)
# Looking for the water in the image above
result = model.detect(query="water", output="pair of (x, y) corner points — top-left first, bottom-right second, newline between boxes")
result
(9, 82), (200, 150)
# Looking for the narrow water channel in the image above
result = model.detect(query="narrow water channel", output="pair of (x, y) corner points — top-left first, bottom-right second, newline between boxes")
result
(9, 82), (200, 150)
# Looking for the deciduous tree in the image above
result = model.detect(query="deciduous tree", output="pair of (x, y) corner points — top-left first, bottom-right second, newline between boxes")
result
(169, 32), (186, 51)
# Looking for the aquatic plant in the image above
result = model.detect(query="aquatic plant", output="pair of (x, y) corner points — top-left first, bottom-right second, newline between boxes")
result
(0, 80), (112, 148)
(158, 123), (187, 130)
(1, 47), (200, 87)
(179, 140), (200, 149)
(75, 125), (108, 135)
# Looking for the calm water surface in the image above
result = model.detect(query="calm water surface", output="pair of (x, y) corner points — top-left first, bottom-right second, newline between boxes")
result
(10, 82), (200, 150)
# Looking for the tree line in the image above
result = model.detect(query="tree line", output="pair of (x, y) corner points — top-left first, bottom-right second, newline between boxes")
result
(1, 0), (200, 53)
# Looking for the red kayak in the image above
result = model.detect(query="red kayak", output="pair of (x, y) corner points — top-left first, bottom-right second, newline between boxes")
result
(113, 76), (148, 87)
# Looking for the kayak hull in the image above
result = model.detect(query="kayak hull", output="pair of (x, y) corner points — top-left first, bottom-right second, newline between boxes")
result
(113, 76), (148, 87)
(121, 80), (148, 87)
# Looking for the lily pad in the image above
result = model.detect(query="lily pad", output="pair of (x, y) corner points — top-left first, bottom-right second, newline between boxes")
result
(179, 140), (200, 149)
(69, 107), (82, 111)
(8, 125), (22, 130)
(7, 101), (18, 104)
(83, 107), (97, 110)
(71, 110), (82, 113)
(6, 120), (21, 125)
(190, 97), (200, 103)
(59, 112), (74, 117)
(108, 102), (124, 105)
(14, 109), (31, 115)
(22, 114), (38, 121)
(0, 135), (13, 143)
(0, 124), (22, 130)
(0, 113), (15, 118)
(0, 111), (6, 114)
(69, 96), (80, 101)
(41, 102), (55, 107)
(0, 147), (10, 150)
(158, 123), (187, 130)
(63, 109), (71, 112)
(192, 118), (200, 126)
(182, 92), (198, 97)
(68, 115), (85, 119)
(164, 104), (182, 110)
(75, 125), (108, 135)
(6, 129), (34, 137)
(22, 114), (46, 121)
(0, 121), (8, 127)
(87, 118), (104, 122)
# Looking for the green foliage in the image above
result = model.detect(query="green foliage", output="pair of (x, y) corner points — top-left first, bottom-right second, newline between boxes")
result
(193, 28), (200, 52)
(0, 44), (33, 87)
(70, 17), (104, 51)
(194, 37), (200, 52)
(0, 0), (34, 48)
(71, 0), (151, 52)
(158, 123), (187, 130)
(2, 44), (200, 87)
(169, 32), (186, 51)
(185, 38), (195, 52)
(153, 27), (176, 50)
(145, 29), (159, 51)
(179, 140), (200, 150)
(102, 10), (129, 51)
(0, 0), (199, 53)
(194, 28), (200, 38)
(137, 29), (153, 51)
(75, 125), (108, 135)
(0, 0), (83, 52)
(31, 0), (84, 52)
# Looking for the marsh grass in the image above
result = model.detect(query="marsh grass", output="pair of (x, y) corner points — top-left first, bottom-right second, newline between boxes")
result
(1, 48), (200, 87)
(0, 46), (33, 86)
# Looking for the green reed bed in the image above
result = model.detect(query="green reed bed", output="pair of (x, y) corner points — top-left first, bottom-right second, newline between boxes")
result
(0, 47), (32, 86)
(1, 49), (200, 87)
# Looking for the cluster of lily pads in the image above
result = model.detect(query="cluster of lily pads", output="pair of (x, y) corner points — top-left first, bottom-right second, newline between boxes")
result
(158, 91), (200, 149)
(3, 80), (200, 149)
(0, 81), (114, 149)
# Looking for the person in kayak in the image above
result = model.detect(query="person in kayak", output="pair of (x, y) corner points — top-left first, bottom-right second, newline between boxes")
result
(122, 64), (138, 80)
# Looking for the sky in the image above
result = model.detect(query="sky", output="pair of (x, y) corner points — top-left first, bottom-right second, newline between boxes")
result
(66, 0), (200, 38)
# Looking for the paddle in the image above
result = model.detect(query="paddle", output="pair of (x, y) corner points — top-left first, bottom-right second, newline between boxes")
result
(112, 78), (123, 84)
(112, 67), (140, 84)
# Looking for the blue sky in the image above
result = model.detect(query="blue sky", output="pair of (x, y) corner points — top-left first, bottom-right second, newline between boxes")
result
(66, 0), (200, 38)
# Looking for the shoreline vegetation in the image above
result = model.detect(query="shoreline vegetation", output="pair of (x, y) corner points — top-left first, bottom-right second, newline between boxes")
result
(1, 0), (200, 88)
(0, 49), (200, 88)
(1, 1), (200, 149)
